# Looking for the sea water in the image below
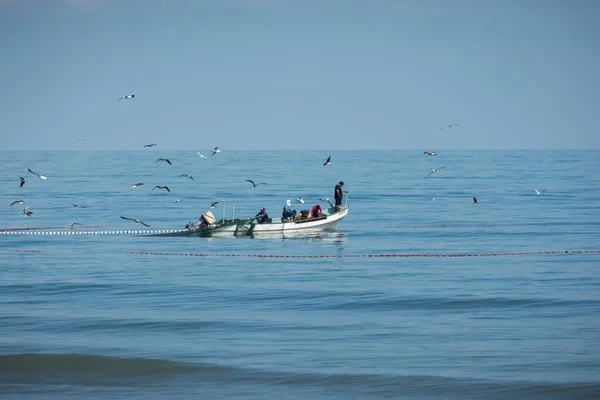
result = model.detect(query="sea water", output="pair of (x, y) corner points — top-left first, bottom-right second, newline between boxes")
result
(0, 150), (599, 399)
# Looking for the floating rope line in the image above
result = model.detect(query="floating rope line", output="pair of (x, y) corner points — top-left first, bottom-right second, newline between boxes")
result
(382, 224), (493, 229)
(0, 229), (185, 236)
(0, 224), (120, 232)
(0, 249), (45, 253)
(123, 250), (600, 258)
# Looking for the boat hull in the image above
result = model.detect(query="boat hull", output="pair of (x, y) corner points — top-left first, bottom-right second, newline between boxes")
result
(146, 207), (348, 238)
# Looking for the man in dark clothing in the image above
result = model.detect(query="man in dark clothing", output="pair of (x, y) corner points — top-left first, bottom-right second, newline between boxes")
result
(334, 181), (347, 212)
(251, 207), (269, 224)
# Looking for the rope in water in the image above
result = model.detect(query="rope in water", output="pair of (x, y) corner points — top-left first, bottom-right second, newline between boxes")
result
(124, 250), (600, 258)
(0, 230), (184, 236)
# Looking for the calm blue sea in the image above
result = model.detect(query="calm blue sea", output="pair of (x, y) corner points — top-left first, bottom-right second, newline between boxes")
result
(1, 150), (599, 399)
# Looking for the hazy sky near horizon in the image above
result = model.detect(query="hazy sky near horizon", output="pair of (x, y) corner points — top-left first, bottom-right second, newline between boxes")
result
(1, 0), (598, 150)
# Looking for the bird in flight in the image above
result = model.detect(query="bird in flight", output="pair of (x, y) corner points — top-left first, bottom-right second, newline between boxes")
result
(143, 144), (158, 148)
(425, 166), (446, 179)
(28, 168), (47, 180)
(70, 222), (82, 229)
(210, 201), (219, 209)
(179, 174), (195, 181)
(118, 94), (135, 100)
(198, 152), (207, 159)
(212, 147), (221, 155)
(131, 183), (144, 188)
(173, 199), (180, 204)
(246, 180), (266, 187)
(120, 216), (150, 227)
(10, 200), (25, 207)
(440, 124), (459, 130)
(319, 197), (335, 208)
(473, 196), (479, 204)
(323, 156), (331, 166)
(296, 197), (304, 204)
(77, 139), (93, 144)
(423, 151), (437, 156)
(155, 158), (172, 165)
(153, 186), (170, 192)
(534, 189), (546, 195)
(67, 203), (87, 208)
(20, 177), (26, 187)
(23, 207), (33, 217)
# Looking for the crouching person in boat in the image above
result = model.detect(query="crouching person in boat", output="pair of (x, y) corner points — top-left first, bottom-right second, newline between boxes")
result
(311, 204), (323, 218)
(282, 200), (296, 222)
(250, 207), (270, 224)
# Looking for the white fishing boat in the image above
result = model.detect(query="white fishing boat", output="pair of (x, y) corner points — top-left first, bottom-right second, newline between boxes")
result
(152, 202), (349, 238)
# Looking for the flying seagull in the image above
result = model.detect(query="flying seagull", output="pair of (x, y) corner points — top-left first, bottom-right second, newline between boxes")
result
(67, 203), (87, 208)
(155, 158), (172, 165)
(198, 152), (207, 159)
(20, 177), (26, 187)
(246, 180), (266, 187)
(70, 222), (82, 229)
(23, 207), (33, 217)
(323, 156), (331, 166)
(10, 200), (25, 207)
(425, 166), (446, 179)
(296, 197), (304, 204)
(534, 189), (546, 195)
(153, 185), (170, 192)
(210, 201), (219, 209)
(423, 151), (437, 156)
(131, 183), (144, 188)
(319, 197), (335, 209)
(28, 168), (47, 180)
(118, 94), (135, 100)
(179, 174), (195, 181)
(143, 144), (158, 148)
(120, 216), (150, 227)
(473, 196), (479, 204)
(212, 147), (221, 155)
(77, 139), (93, 144)
(173, 199), (180, 204)
(440, 124), (459, 130)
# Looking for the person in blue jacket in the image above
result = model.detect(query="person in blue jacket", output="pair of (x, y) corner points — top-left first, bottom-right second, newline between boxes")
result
(251, 207), (269, 224)
(282, 200), (296, 222)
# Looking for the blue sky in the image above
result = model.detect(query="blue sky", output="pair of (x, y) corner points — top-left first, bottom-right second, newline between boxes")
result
(1, 0), (598, 150)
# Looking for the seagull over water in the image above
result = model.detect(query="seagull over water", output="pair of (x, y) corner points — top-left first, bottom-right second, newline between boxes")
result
(155, 158), (172, 165)
(67, 203), (87, 208)
(423, 151), (437, 156)
(198, 152), (207, 159)
(210, 201), (219, 209)
(440, 124), (459, 130)
(296, 197), (304, 204)
(179, 174), (195, 181)
(77, 139), (93, 144)
(323, 156), (331, 166)
(131, 183), (144, 188)
(319, 197), (335, 208)
(118, 94), (135, 100)
(20, 177), (26, 187)
(70, 222), (82, 229)
(534, 189), (546, 195)
(28, 168), (47, 180)
(246, 180), (266, 187)
(212, 147), (221, 156)
(473, 196), (479, 204)
(10, 200), (25, 207)
(120, 216), (150, 227)
(143, 144), (158, 148)
(23, 207), (33, 217)
(425, 166), (446, 179)
(153, 185), (170, 192)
